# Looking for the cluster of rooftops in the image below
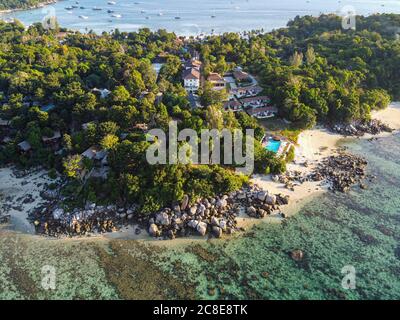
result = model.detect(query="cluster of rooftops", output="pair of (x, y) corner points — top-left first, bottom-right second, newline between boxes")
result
(181, 52), (278, 119)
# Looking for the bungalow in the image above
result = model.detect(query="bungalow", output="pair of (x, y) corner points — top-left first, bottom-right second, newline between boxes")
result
(184, 59), (202, 71)
(81, 147), (108, 162)
(80, 147), (109, 180)
(240, 96), (271, 108)
(207, 73), (226, 91)
(233, 70), (251, 83)
(1, 136), (12, 144)
(183, 68), (201, 93)
(18, 140), (32, 153)
(42, 130), (62, 151)
(223, 100), (243, 112)
(234, 85), (263, 98)
(42, 130), (61, 143)
(0, 119), (10, 127)
(90, 166), (110, 180)
(92, 88), (111, 99)
(246, 106), (278, 119)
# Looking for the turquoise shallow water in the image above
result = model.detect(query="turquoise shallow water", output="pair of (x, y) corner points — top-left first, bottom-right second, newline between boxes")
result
(1, 0), (400, 35)
(156, 133), (400, 299)
(0, 133), (399, 299)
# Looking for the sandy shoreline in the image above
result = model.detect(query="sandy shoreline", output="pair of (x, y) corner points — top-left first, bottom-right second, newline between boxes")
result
(1, 103), (399, 244)
(252, 102), (400, 219)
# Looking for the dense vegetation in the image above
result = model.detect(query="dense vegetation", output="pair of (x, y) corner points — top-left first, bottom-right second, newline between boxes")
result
(198, 14), (399, 129)
(0, 0), (49, 11)
(0, 21), (282, 212)
(0, 13), (399, 212)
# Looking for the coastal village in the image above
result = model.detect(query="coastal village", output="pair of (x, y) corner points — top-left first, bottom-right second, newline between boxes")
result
(0, 24), (398, 241)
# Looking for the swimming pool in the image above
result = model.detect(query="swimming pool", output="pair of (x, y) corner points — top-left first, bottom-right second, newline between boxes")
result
(266, 139), (281, 153)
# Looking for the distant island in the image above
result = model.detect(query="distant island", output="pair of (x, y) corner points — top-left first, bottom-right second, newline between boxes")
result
(0, 13), (399, 239)
(0, 0), (56, 12)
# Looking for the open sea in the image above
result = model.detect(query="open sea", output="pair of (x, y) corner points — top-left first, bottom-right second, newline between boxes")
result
(1, 0), (400, 35)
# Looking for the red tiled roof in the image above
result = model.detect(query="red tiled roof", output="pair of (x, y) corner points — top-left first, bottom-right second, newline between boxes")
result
(183, 68), (201, 80)
(233, 70), (250, 81)
(207, 73), (224, 82)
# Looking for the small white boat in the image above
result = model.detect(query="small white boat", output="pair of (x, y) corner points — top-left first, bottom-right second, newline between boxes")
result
(112, 14), (122, 18)
(79, 15), (89, 19)
(108, 1), (116, 5)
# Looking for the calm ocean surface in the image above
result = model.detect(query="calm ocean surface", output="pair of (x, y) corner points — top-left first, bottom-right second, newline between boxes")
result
(1, 0), (400, 35)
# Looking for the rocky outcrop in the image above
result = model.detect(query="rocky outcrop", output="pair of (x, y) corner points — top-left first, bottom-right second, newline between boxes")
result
(276, 150), (368, 193)
(29, 185), (290, 239)
(332, 119), (393, 137)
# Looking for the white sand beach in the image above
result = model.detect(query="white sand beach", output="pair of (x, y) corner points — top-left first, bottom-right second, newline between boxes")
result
(251, 102), (400, 221)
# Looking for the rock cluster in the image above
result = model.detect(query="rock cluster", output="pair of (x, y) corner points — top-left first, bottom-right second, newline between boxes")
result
(29, 204), (138, 237)
(148, 186), (290, 240)
(149, 186), (289, 239)
(332, 120), (393, 136)
(311, 153), (367, 192)
(29, 185), (290, 239)
(276, 151), (368, 193)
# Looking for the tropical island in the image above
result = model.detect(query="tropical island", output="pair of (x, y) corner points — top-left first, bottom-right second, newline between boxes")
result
(0, 13), (399, 240)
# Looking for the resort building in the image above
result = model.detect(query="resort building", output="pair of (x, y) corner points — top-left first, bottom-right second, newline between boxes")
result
(42, 130), (62, 151)
(233, 85), (263, 98)
(92, 88), (111, 99)
(183, 68), (201, 93)
(233, 69), (251, 83)
(0, 118), (10, 127)
(81, 147), (108, 162)
(240, 96), (271, 108)
(18, 141), (32, 153)
(80, 147), (110, 180)
(184, 59), (202, 71)
(246, 106), (278, 119)
(207, 73), (226, 91)
(223, 100), (243, 112)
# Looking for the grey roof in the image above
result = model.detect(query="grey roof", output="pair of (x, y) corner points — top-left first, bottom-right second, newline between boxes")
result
(42, 130), (62, 142)
(0, 118), (10, 126)
(81, 147), (97, 160)
(18, 141), (32, 151)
